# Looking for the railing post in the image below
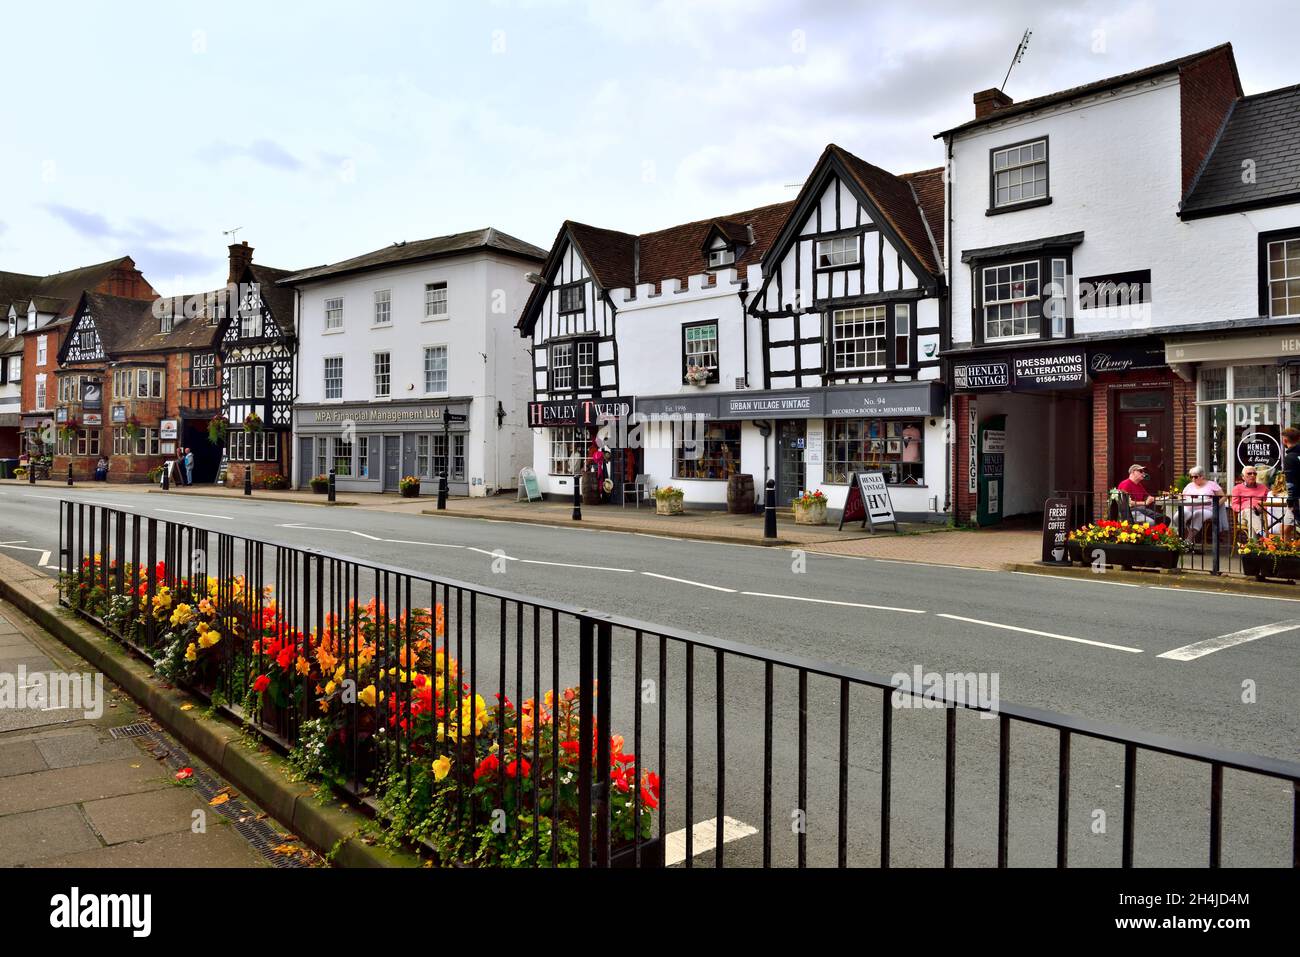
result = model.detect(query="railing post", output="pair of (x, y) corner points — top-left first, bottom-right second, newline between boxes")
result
(572, 472), (582, 521)
(437, 473), (448, 510)
(328, 468), (336, 503)
(595, 621), (612, 867)
(763, 479), (777, 539)
(1211, 493), (1221, 575)
(577, 616), (594, 866)
(67, 462), (73, 486)
(243, 465), (252, 497)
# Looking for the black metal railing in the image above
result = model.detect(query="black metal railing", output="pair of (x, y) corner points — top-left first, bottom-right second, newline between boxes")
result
(57, 501), (1300, 868)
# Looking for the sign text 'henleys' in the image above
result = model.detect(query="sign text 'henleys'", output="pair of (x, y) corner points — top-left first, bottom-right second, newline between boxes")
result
(528, 397), (632, 428)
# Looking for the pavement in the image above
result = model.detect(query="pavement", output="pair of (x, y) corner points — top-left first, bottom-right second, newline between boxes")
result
(2, 482), (1297, 867)
(0, 600), (276, 868)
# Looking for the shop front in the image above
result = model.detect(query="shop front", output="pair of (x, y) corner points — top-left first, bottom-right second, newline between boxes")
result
(526, 396), (636, 504)
(295, 399), (472, 495)
(635, 382), (947, 519)
(949, 338), (1182, 525)
(1166, 327), (1300, 490)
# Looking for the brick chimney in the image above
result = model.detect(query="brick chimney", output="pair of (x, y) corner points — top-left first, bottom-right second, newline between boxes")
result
(974, 88), (1014, 119)
(228, 241), (254, 284)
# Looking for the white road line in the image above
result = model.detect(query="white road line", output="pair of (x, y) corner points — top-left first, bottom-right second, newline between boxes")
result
(278, 523), (379, 540)
(1148, 585), (1300, 603)
(937, 613), (1144, 654)
(1157, 620), (1300, 661)
(641, 572), (736, 593)
(22, 494), (61, 500)
(155, 508), (232, 521)
(382, 539), (466, 550)
(742, 591), (926, 614)
(1010, 571), (1140, 587)
(519, 559), (635, 573)
(663, 816), (757, 866)
(0, 543), (54, 567)
(873, 558), (997, 572)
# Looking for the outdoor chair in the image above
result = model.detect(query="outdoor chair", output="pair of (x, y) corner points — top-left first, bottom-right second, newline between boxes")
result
(621, 473), (652, 508)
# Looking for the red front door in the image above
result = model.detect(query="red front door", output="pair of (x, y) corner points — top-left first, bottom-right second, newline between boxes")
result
(1114, 390), (1171, 492)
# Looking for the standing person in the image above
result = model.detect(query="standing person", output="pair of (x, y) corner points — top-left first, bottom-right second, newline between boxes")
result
(1282, 427), (1300, 538)
(1117, 463), (1168, 525)
(183, 446), (195, 486)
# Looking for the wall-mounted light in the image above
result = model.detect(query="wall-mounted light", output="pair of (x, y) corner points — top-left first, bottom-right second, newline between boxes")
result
(496, 400), (506, 428)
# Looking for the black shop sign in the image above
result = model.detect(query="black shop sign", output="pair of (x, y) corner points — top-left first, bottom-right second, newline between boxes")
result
(527, 397), (632, 428)
(1041, 497), (1072, 564)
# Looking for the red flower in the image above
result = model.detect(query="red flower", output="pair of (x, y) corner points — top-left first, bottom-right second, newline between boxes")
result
(175, 767), (193, 781)
(612, 767), (630, 793)
(640, 785), (659, 809)
(505, 758), (531, 778)
(275, 646), (293, 670)
(253, 674), (271, 693)
(474, 754), (500, 782)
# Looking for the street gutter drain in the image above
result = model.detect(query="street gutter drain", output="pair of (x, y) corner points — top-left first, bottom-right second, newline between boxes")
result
(109, 722), (155, 739)
(135, 728), (313, 868)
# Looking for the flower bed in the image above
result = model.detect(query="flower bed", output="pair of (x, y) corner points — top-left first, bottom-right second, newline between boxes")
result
(1066, 520), (1189, 569)
(59, 556), (658, 867)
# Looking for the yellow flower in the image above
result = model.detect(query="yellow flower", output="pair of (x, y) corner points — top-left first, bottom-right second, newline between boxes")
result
(358, 684), (377, 707)
(295, 656), (311, 676)
(432, 755), (451, 781)
(185, 642), (197, 662)
(198, 630), (221, 649)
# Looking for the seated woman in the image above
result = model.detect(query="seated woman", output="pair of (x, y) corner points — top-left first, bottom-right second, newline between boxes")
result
(1230, 467), (1271, 538)
(1179, 467), (1226, 544)
(94, 455), (110, 482)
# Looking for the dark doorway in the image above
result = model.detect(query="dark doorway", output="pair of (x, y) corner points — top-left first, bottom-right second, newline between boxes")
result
(776, 419), (807, 506)
(1114, 390), (1171, 492)
(383, 434), (401, 492)
(181, 420), (221, 484)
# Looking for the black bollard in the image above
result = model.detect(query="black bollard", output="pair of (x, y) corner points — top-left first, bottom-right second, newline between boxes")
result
(437, 473), (448, 510)
(28, 460), (35, 484)
(328, 468), (336, 503)
(67, 463), (73, 486)
(572, 472), (582, 521)
(763, 478), (777, 540)
(243, 466), (252, 496)
(162, 460), (169, 491)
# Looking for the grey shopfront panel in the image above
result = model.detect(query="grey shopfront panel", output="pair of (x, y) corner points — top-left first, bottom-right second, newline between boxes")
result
(632, 383), (944, 422)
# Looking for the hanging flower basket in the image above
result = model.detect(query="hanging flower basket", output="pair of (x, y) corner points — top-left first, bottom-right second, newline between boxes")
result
(208, 416), (229, 446)
(59, 416), (80, 443)
(654, 486), (684, 515)
(124, 415), (143, 442)
(243, 412), (263, 433)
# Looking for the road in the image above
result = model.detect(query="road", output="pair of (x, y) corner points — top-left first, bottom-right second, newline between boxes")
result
(2, 484), (1297, 867)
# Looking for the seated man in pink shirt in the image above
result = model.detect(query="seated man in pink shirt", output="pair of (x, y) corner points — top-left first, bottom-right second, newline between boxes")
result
(1231, 466), (1271, 537)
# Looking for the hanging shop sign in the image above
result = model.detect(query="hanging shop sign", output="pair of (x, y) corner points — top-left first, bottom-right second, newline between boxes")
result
(82, 413), (102, 426)
(838, 470), (899, 532)
(111, 405), (126, 423)
(1237, 431), (1282, 472)
(160, 419), (179, 440)
(527, 397), (632, 428)
(80, 377), (102, 410)
(952, 360), (1010, 392)
(1041, 497), (1073, 565)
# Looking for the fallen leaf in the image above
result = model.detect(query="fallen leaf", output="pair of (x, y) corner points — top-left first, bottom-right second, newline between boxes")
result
(130, 764), (141, 769)
(208, 793), (230, 807)
(180, 703), (195, 712)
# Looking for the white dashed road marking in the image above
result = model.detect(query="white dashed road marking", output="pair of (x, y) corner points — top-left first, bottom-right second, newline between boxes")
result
(155, 508), (232, 521)
(663, 816), (757, 866)
(1157, 620), (1300, 661)
(741, 591), (926, 614)
(641, 572), (736, 593)
(937, 613), (1144, 654)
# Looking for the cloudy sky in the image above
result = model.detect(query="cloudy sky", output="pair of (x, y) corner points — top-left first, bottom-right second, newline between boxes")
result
(1, 0), (1295, 294)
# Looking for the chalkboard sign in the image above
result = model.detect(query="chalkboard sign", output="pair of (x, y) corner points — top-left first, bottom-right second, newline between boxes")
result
(216, 454), (229, 486)
(1041, 497), (1072, 564)
(517, 466), (541, 502)
(838, 471), (898, 532)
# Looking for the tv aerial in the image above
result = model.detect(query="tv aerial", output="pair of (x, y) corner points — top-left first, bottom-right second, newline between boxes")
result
(1001, 29), (1032, 91)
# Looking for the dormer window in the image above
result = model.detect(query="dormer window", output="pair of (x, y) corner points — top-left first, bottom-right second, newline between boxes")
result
(160, 312), (174, 334)
(6, 316), (14, 339)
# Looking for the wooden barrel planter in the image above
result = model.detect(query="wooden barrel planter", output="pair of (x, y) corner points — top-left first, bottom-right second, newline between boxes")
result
(727, 474), (755, 514)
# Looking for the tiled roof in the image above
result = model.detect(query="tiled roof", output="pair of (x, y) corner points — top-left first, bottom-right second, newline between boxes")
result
(279, 227), (546, 285)
(564, 221), (637, 289)
(0, 258), (137, 322)
(247, 263), (298, 336)
(900, 166), (946, 265)
(1181, 84), (1300, 216)
(936, 43), (1240, 139)
(829, 145), (943, 275)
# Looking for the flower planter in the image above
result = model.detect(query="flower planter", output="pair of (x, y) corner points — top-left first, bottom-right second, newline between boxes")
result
(311, 484), (328, 495)
(1241, 553), (1300, 583)
(608, 835), (664, 869)
(1075, 542), (1181, 570)
(793, 501), (827, 525)
(655, 496), (684, 516)
(400, 486), (420, 499)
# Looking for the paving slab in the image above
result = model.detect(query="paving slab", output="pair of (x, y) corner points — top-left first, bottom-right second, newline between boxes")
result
(30, 824), (266, 868)
(0, 654), (59, 673)
(0, 706), (82, 735)
(0, 759), (167, 816)
(35, 727), (141, 769)
(0, 740), (49, 778)
(82, 787), (216, 845)
(0, 805), (102, 866)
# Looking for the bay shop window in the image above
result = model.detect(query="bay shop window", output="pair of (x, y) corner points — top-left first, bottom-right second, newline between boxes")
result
(549, 426), (588, 476)
(826, 419), (925, 485)
(1198, 364), (1300, 485)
